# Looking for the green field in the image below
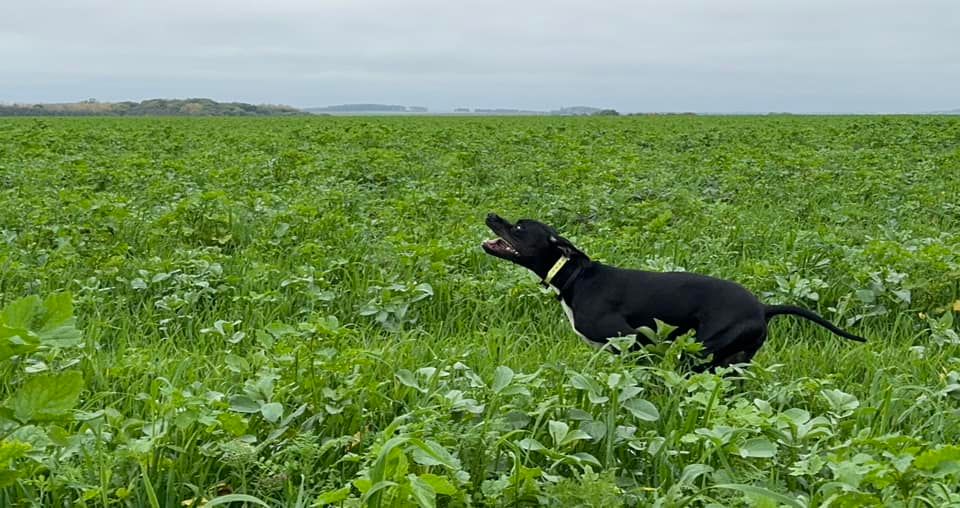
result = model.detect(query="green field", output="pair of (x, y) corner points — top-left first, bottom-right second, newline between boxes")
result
(1, 116), (959, 506)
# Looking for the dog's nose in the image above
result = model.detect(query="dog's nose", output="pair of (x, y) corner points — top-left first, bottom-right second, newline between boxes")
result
(487, 213), (499, 221)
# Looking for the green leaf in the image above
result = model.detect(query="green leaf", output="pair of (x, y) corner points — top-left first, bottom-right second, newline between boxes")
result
(151, 272), (172, 283)
(738, 438), (778, 458)
(7, 371), (84, 423)
(587, 390), (609, 404)
(395, 369), (424, 392)
(367, 436), (410, 507)
(37, 320), (82, 348)
(499, 384), (531, 397)
(46, 425), (69, 447)
(315, 485), (352, 505)
(140, 455), (159, 508)
(265, 321), (297, 338)
(0, 440), (32, 465)
(581, 420), (607, 441)
(202, 494), (272, 507)
(712, 484), (805, 508)
(548, 420), (569, 447)
(652, 319), (679, 338)
(1, 295), (41, 330)
(619, 385), (643, 402)
(360, 480), (400, 506)
(827, 491), (883, 507)
(0, 469), (20, 489)
(517, 438), (546, 451)
(352, 477), (371, 494)
(821, 389), (859, 414)
(560, 430), (593, 446)
(40, 292), (73, 330)
(679, 463), (714, 484)
(408, 474), (437, 508)
(855, 289), (876, 304)
(0, 325), (40, 362)
(418, 473), (458, 496)
(491, 365), (514, 394)
(893, 289), (911, 304)
(569, 372), (601, 393)
(568, 452), (602, 468)
(781, 408), (811, 426)
(414, 283), (434, 298)
(216, 413), (248, 436)
(914, 445), (960, 472)
(410, 439), (461, 469)
(0, 293), (81, 354)
(623, 399), (660, 421)
(223, 353), (249, 373)
(260, 402), (283, 423)
(228, 395), (261, 413)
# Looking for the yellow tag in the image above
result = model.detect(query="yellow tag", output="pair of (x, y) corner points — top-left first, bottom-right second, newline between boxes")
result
(953, 300), (960, 312)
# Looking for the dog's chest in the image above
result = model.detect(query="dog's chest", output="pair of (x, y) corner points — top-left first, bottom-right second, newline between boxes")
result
(559, 300), (602, 349)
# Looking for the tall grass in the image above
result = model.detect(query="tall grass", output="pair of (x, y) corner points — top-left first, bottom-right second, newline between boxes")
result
(0, 115), (958, 506)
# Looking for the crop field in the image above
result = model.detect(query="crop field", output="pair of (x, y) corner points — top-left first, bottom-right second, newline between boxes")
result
(1, 115), (959, 507)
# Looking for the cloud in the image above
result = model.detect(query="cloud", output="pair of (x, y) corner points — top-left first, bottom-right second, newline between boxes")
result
(1, 0), (958, 111)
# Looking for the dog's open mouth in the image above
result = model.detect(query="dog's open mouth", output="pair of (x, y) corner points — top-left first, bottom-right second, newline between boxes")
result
(482, 237), (518, 256)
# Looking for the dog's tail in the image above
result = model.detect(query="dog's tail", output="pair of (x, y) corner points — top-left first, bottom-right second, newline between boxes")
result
(764, 305), (867, 342)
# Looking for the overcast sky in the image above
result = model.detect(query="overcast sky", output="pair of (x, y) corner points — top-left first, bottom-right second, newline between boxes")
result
(1, 0), (958, 113)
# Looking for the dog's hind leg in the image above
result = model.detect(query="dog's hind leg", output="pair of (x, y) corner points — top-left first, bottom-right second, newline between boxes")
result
(696, 321), (768, 371)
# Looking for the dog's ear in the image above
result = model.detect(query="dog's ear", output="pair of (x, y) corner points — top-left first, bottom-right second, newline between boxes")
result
(550, 234), (587, 259)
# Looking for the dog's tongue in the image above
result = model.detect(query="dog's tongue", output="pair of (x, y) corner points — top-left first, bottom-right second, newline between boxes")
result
(483, 238), (501, 248)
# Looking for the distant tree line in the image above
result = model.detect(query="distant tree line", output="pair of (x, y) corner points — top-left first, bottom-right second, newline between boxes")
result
(450, 106), (620, 116)
(0, 98), (306, 117)
(306, 104), (429, 113)
(626, 112), (697, 116)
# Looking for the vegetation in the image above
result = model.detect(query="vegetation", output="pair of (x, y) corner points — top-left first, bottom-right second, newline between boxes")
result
(0, 98), (304, 117)
(306, 105), (428, 114)
(0, 115), (958, 506)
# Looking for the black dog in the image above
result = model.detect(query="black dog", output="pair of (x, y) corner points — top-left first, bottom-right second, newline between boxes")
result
(482, 213), (866, 370)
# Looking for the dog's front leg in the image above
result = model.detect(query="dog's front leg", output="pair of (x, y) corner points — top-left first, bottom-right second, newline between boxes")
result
(576, 315), (642, 353)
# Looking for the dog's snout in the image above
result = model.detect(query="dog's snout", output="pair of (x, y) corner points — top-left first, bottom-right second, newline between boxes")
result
(486, 213), (505, 226)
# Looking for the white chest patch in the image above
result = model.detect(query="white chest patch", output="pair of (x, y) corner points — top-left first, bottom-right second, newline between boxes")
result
(559, 300), (603, 349)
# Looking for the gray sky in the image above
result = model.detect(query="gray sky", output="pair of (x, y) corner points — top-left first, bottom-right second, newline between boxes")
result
(2, 0), (958, 113)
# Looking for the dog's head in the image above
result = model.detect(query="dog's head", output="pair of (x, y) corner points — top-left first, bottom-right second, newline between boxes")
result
(482, 213), (587, 278)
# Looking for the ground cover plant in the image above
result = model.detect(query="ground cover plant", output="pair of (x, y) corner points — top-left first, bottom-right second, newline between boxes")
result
(0, 115), (958, 506)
